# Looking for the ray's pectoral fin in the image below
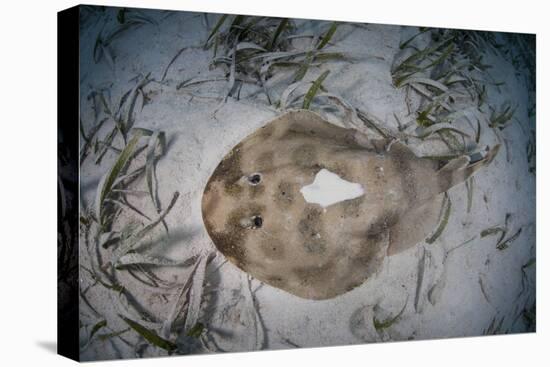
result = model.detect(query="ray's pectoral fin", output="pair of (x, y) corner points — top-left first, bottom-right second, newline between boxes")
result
(387, 194), (444, 255)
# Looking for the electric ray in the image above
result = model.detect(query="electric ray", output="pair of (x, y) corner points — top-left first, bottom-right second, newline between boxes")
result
(201, 110), (499, 300)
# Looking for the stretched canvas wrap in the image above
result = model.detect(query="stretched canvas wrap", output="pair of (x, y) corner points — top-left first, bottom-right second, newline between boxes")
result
(57, 4), (536, 362)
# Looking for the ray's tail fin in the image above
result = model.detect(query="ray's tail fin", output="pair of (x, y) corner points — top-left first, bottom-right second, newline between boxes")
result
(436, 145), (500, 193)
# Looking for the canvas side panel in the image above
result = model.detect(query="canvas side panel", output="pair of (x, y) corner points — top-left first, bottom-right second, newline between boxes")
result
(57, 5), (80, 362)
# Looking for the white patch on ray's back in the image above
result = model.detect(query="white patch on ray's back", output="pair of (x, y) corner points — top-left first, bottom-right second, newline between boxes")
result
(300, 169), (365, 208)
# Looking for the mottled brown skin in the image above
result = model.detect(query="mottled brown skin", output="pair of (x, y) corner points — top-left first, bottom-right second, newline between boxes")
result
(201, 110), (499, 300)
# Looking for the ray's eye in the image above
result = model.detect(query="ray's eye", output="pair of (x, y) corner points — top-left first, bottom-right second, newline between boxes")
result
(252, 215), (263, 228)
(248, 173), (262, 185)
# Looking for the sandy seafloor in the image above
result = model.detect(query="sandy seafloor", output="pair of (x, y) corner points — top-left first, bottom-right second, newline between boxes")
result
(77, 7), (536, 361)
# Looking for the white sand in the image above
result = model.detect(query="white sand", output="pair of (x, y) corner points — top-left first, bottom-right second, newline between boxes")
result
(78, 8), (535, 361)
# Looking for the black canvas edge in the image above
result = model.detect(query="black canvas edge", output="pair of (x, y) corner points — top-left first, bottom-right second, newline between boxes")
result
(58, 4), (80, 362)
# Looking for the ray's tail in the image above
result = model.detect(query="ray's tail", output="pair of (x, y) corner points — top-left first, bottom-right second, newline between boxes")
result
(436, 144), (500, 193)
